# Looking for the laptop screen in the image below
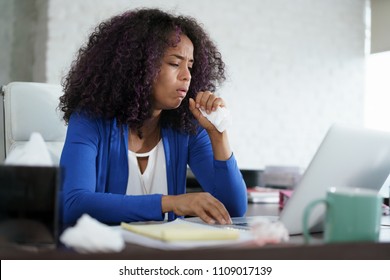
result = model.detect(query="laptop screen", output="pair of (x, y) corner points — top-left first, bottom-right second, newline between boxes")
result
(280, 124), (390, 235)
(0, 165), (61, 248)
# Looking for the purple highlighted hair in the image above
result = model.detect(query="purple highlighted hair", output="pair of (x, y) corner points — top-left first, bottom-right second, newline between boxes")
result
(59, 8), (225, 134)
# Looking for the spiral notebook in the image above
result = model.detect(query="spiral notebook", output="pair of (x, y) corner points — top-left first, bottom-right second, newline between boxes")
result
(121, 219), (239, 242)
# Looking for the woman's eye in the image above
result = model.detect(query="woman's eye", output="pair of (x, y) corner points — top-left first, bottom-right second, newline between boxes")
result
(169, 63), (179, 67)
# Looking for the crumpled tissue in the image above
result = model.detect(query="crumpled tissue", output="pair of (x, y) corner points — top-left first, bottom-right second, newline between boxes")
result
(5, 132), (53, 166)
(200, 107), (232, 133)
(60, 214), (125, 253)
(249, 218), (289, 246)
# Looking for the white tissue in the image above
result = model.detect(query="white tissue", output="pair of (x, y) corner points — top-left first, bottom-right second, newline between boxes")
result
(5, 132), (53, 166)
(250, 218), (289, 246)
(200, 107), (232, 133)
(60, 214), (125, 253)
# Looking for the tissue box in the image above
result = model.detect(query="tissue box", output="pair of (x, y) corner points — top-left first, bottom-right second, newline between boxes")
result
(0, 165), (61, 247)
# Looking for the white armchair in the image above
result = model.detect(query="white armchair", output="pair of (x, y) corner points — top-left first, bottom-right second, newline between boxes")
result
(1, 82), (67, 165)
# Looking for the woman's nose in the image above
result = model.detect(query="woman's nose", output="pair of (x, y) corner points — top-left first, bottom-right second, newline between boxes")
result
(180, 67), (191, 81)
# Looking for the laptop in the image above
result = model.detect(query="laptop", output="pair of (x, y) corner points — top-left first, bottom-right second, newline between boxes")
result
(230, 124), (390, 235)
(0, 165), (61, 248)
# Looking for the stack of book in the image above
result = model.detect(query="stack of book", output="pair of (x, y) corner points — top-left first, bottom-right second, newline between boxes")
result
(247, 187), (293, 208)
(243, 165), (299, 206)
(247, 187), (280, 204)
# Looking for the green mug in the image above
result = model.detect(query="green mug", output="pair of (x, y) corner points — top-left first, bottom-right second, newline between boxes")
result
(303, 187), (382, 243)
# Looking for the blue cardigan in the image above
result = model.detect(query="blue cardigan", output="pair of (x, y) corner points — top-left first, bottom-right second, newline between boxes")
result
(60, 112), (247, 225)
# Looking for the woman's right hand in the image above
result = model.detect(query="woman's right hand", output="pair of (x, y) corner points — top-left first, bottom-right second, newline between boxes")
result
(162, 193), (232, 225)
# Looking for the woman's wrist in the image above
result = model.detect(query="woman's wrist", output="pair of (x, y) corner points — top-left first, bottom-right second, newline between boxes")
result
(208, 130), (232, 160)
(162, 195), (174, 213)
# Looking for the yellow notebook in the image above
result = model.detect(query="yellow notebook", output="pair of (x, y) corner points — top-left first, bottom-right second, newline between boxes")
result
(121, 219), (239, 242)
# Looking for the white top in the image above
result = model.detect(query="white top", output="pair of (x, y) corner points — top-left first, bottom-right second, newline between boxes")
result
(126, 139), (167, 196)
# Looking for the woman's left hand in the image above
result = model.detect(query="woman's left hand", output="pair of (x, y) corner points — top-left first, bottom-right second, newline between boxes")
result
(189, 91), (225, 132)
(189, 91), (232, 160)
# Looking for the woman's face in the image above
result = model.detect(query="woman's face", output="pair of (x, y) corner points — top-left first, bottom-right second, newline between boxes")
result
(152, 34), (194, 111)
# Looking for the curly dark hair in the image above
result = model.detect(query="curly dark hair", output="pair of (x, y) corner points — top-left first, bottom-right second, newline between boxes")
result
(59, 8), (225, 134)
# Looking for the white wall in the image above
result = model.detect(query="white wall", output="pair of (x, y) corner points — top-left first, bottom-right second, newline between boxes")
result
(0, 0), (13, 85)
(371, 0), (390, 53)
(0, 0), (14, 161)
(3, 0), (367, 170)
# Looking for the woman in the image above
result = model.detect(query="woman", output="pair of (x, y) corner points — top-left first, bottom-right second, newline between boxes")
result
(59, 8), (247, 226)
